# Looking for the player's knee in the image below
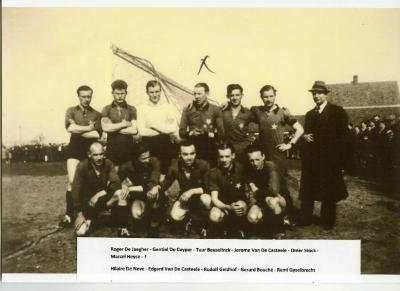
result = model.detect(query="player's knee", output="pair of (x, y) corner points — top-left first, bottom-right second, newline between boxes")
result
(131, 204), (144, 220)
(200, 194), (212, 209)
(265, 196), (285, 215)
(209, 208), (224, 223)
(248, 208), (262, 224)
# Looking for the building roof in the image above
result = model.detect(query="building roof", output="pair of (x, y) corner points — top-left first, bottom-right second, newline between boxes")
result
(327, 76), (400, 107)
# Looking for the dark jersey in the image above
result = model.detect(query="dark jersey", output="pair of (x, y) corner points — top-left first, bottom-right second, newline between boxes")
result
(221, 105), (256, 155)
(118, 157), (161, 193)
(208, 162), (246, 204)
(72, 159), (121, 211)
(101, 101), (137, 164)
(161, 159), (210, 194)
(246, 161), (281, 204)
(65, 105), (102, 160)
(179, 101), (224, 139)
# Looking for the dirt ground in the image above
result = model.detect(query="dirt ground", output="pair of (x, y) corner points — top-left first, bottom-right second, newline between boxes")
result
(1, 161), (399, 274)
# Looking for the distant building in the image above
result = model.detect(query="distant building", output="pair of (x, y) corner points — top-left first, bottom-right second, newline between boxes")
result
(327, 75), (400, 124)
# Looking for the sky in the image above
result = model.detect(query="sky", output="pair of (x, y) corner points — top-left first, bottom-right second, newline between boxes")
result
(2, 8), (400, 145)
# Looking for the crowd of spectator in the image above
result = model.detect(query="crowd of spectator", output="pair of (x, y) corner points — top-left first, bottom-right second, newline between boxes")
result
(346, 113), (400, 195)
(2, 143), (68, 163)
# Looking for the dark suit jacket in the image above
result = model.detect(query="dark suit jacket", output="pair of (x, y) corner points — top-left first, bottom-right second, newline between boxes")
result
(299, 102), (349, 202)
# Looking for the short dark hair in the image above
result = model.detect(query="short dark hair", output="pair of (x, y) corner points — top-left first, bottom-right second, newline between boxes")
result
(194, 82), (209, 93)
(179, 140), (196, 151)
(146, 80), (161, 91)
(135, 142), (150, 158)
(226, 84), (243, 96)
(77, 85), (93, 95)
(216, 140), (235, 154)
(245, 144), (265, 156)
(111, 80), (128, 91)
(259, 85), (277, 96)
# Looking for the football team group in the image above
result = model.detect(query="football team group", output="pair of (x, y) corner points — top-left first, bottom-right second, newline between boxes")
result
(60, 79), (349, 239)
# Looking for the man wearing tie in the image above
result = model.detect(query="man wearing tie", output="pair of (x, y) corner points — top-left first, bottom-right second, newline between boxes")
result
(299, 81), (349, 230)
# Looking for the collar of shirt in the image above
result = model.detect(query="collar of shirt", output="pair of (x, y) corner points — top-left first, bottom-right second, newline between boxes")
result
(316, 100), (328, 113)
(192, 101), (210, 111)
(223, 103), (245, 113)
(89, 160), (105, 176)
(146, 100), (166, 108)
(263, 104), (280, 114)
(220, 162), (236, 175)
(178, 159), (198, 172)
(76, 105), (93, 112)
(111, 101), (128, 108)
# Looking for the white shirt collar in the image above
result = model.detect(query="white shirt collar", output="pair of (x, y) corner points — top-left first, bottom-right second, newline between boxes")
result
(317, 100), (328, 113)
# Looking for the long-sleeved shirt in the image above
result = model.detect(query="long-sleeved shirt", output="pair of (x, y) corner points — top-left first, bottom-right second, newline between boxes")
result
(118, 157), (161, 192)
(161, 158), (210, 194)
(72, 159), (121, 211)
(179, 101), (225, 139)
(137, 101), (178, 137)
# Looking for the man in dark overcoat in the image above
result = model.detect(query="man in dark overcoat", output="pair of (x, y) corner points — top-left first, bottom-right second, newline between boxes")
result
(299, 81), (349, 230)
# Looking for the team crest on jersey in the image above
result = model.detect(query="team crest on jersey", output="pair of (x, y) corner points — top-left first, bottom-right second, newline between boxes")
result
(272, 123), (278, 130)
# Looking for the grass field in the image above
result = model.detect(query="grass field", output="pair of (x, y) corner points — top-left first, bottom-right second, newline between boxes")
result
(1, 161), (400, 274)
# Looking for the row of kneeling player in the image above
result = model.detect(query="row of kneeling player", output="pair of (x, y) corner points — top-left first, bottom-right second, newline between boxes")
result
(72, 140), (288, 239)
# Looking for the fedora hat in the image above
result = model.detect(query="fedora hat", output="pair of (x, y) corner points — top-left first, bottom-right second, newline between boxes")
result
(309, 80), (330, 93)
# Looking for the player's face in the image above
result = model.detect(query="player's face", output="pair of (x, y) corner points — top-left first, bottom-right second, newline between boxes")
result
(193, 87), (208, 106)
(137, 151), (151, 166)
(228, 89), (243, 107)
(180, 145), (196, 167)
(78, 90), (93, 108)
(261, 89), (276, 108)
(247, 151), (265, 171)
(112, 89), (127, 105)
(88, 145), (105, 167)
(218, 148), (234, 169)
(147, 85), (161, 104)
(312, 91), (327, 106)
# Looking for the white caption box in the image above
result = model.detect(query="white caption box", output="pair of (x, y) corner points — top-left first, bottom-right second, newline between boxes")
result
(77, 238), (360, 283)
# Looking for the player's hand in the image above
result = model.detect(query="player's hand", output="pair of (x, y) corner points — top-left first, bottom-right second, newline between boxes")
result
(303, 133), (314, 143)
(147, 186), (159, 200)
(88, 196), (99, 207)
(276, 143), (292, 152)
(122, 120), (132, 128)
(220, 102), (229, 111)
(189, 128), (202, 136)
(88, 120), (95, 131)
(179, 190), (192, 203)
(249, 182), (258, 193)
(120, 184), (130, 200)
(74, 212), (86, 230)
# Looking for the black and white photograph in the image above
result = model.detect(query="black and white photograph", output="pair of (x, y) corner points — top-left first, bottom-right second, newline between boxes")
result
(2, 2), (400, 282)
